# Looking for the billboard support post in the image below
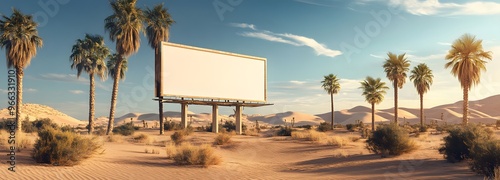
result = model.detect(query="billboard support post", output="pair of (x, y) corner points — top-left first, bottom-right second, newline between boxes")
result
(235, 105), (242, 135)
(212, 105), (219, 133)
(159, 99), (164, 134)
(181, 103), (188, 128)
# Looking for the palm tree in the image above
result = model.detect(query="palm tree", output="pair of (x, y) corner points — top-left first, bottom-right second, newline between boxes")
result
(107, 54), (128, 82)
(0, 9), (43, 133)
(409, 63), (433, 128)
(321, 74), (340, 130)
(383, 52), (410, 124)
(70, 34), (110, 135)
(445, 34), (492, 125)
(360, 76), (389, 131)
(104, 0), (143, 135)
(144, 4), (175, 135)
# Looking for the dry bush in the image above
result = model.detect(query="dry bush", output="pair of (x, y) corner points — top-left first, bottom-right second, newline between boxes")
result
(326, 136), (347, 147)
(333, 150), (348, 158)
(244, 129), (259, 137)
(171, 131), (188, 145)
(133, 133), (153, 145)
(214, 133), (232, 145)
(469, 140), (500, 179)
(165, 142), (177, 158)
(145, 148), (160, 154)
(32, 127), (102, 166)
(106, 134), (125, 143)
(16, 133), (33, 152)
(439, 124), (493, 163)
(350, 136), (361, 142)
(291, 130), (325, 142)
(171, 143), (221, 167)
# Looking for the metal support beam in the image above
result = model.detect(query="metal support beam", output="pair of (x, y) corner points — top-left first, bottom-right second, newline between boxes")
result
(212, 105), (219, 133)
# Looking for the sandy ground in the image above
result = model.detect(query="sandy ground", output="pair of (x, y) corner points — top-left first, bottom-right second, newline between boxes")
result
(1, 128), (496, 180)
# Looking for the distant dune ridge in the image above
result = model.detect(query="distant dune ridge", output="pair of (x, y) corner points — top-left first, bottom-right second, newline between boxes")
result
(1, 95), (500, 126)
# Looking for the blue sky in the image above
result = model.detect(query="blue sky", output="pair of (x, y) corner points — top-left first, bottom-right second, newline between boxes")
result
(1, 0), (500, 120)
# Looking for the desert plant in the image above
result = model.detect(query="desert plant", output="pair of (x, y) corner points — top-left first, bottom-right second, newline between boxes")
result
(383, 52), (411, 124)
(276, 126), (293, 136)
(327, 136), (347, 147)
(366, 124), (417, 157)
(296, 125), (312, 129)
(346, 124), (357, 132)
(255, 120), (261, 133)
(32, 127), (101, 166)
(291, 130), (325, 142)
(439, 124), (493, 163)
(112, 122), (138, 136)
(60, 125), (75, 133)
(106, 134), (124, 143)
(317, 122), (331, 132)
(172, 143), (221, 167)
(214, 133), (232, 145)
(133, 133), (153, 145)
(468, 140), (500, 178)
(22, 118), (59, 133)
(222, 121), (247, 132)
(321, 74), (341, 130)
(164, 121), (182, 131)
(171, 131), (186, 145)
(496, 120), (500, 129)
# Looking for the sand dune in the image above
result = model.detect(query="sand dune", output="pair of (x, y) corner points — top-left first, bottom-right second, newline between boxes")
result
(0, 104), (84, 126)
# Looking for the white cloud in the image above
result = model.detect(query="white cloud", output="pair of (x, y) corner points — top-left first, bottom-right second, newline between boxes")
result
(233, 24), (342, 58)
(70, 90), (85, 95)
(437, 42), (452, 46)
(370, 54), (384, 59)
(289, 80), (306, 85)
(239, 32), (300, 46)
(26, 88), (37, 92)
(388, 0), (500, 16)
(230, 23), (257, 30)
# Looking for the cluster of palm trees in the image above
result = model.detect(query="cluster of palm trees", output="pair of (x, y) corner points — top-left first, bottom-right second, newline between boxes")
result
(323, 33), (492, 130)
(0, 0), (175, 135)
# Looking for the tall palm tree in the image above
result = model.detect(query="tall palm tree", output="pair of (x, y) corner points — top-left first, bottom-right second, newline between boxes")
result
(409, 63), (433, 128)
(0, 9), (43, 133)
(104, 0), (143, 135)
(70, 34), (109, 135)
(360, 76), (389, 131)
(107, 54), (128, 82)
(144, 3), (175, 135)
(383, 52), (410, 124)
(321, 74), (340, 130)
(445, 34), (492, 125)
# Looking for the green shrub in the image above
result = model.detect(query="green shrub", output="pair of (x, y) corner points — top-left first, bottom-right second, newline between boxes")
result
(60, 125), (75, 132)
(32, 127), (101, 166)
(469, 140), (500, 178)
(214, 133), (232, 145)
(22, 118), (59, 133)
(346, 124), (358, 132)
(276, 126), (293, 136)
(317, 122), (331, 132)
(438, 124), (493, 163)
(112, 122), (138, 136)
(171, 143), (221, 167)
(366, 124), (417, 157)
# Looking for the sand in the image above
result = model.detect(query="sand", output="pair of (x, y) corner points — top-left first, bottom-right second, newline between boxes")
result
(1, 128), (493, 179)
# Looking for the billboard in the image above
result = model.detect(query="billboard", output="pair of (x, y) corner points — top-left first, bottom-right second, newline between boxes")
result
(157, 42), (267, 102)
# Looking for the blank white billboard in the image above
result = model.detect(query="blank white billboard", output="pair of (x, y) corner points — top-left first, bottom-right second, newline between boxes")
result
(159, 42), (267, 102)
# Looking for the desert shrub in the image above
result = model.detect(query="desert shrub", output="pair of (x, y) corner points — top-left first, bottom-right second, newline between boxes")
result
(94, 127), (107, 136)
(164, 121), (182, 131)
(327, 136), (347, 147)
(346, 124), (356, 131)
(334, 124), (344, 128)
(469, 140), (500, 178)
(496, 120), (500, 128)
(222, 121), (247, 132)
(32, 127), (101, 166)
(243, 129), (259, 136)
(291, 130), (324, 142)
(133, 133), (153, 145)
(296, 125), (312, 129)
(276, 126), (293, 136)
(60, 125), (75, 133)
(361, 128), (371, 139)
(436, 124), (452, 133)
(112, 122), (138, 136)
(438, 124), (493, 163)
(214, 133), (232, 145)
(419, 125), (428, 132)
(350, 136), (361, 142)
(317, 122), (331, 132)
(16, 133), (33, 152)
(22, 118), (59, 133)
(106, 134), (124, 143)
(172, 143), (221, 167)
(171, 131), (187, 145)
(366, 124), (417, 157)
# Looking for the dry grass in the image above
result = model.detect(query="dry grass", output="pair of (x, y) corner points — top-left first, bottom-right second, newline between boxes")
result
(144, 148), (160, 154)
(133, 133), (153, 145)
(106, 134), (125, 143)
(165, 142), (177, 158)
(326, 136), (348, 147)
(167, 143), (221, 167)
(16, 132), (33, 152)
(333, 150), (349, 158)
(291, 130), (326, 142)
(214, 133), (232, 145)
(244, 129), (260, 137)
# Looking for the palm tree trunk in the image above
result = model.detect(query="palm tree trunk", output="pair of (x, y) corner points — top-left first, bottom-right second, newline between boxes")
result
(89, 74), (95, 135)
(330, 93), (334, 130)
(15, 67), (23, 134)
(159, 98), (164, 135)
(463, 87), (469, 125)
(420, 93), (424, 128)
(371, 103), (375, 131)
(393, 80), (398, 125)
(106, 57), (124, 135)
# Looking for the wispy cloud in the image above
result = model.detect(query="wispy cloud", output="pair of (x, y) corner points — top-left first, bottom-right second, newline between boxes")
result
(437, 42), (451, 46)
(26, 88), (37, 93)
(370, 54), (384, 59)
(70, 90), (85, 95)
(388, 0), (500, 16)
(289, 80), (306, 85)
(232, 23), (342, 58)
(40, 73), (88, 83)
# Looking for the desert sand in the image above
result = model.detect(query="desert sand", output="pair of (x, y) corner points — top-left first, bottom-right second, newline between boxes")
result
(1, 128), (494, 179)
